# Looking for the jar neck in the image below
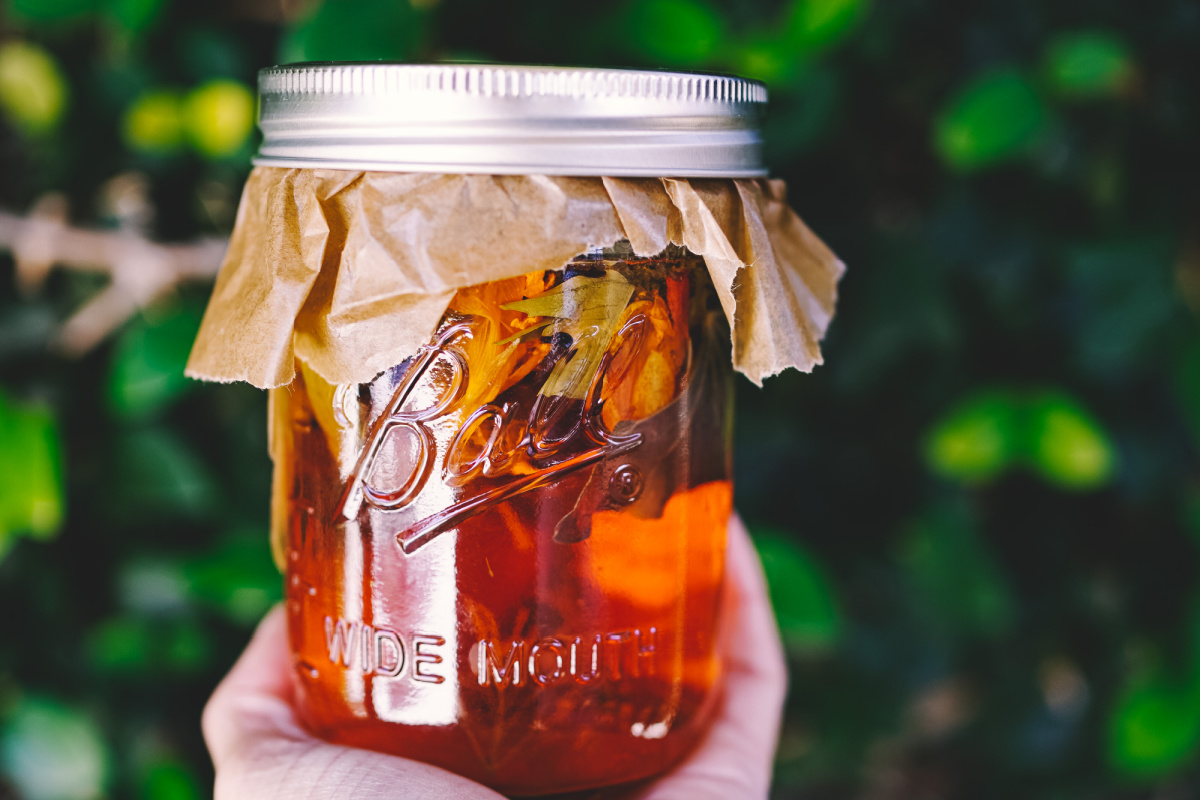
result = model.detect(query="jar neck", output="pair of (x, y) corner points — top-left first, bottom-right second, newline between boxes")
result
(569, 240), (696, 265)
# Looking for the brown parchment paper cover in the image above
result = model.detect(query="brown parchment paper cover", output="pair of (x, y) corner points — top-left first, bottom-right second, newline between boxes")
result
(185, 167), (845, 389)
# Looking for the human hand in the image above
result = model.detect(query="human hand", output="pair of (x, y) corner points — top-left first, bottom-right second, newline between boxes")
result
(202, 516), (787, 799)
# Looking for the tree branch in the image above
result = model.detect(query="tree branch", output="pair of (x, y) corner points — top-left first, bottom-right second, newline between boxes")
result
(0, 196), (227, 355)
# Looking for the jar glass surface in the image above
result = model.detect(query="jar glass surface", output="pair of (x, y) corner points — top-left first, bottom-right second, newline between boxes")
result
(276, 243), (734, 796)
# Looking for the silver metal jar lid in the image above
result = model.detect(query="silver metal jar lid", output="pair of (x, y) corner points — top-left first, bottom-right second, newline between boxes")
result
(253, 63), (767, 177)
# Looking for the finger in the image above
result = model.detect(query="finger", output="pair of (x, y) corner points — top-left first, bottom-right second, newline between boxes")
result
(212, 604), (294, 702)
(628, 515), (788, 800)
(204, 606), (507, 800)
(213, 735), (510, 800)
(722, 513), (789, 730)
(203, 605), (304, 770)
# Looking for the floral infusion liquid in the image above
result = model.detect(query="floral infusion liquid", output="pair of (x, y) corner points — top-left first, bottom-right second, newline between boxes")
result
(275, 247), (733, 795)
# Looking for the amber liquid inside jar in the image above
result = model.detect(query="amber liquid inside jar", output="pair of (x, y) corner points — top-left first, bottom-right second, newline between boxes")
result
(275, 245), (733, 796)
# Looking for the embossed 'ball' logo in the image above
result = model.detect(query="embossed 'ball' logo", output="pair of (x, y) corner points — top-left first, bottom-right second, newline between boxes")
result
(335, 311), (649, 554)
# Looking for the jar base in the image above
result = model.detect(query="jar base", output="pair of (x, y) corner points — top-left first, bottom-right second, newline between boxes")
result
(295, 679), (721, 797)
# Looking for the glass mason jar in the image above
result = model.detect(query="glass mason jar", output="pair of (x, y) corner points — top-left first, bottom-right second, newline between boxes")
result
(277, 243), (733, 794)
(220, 62), (778, 797)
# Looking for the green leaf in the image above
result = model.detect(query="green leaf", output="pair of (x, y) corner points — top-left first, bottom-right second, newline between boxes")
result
(783, 0), (868, 52)
(901, 502), (1015, 637)
(935, 67), (1047, 170)
(752, 527), (842, 654)
(924, 390), (1020, 484)
(279, 0), (426, 63)
(503, 272), (635, 399)
(495, 319), (553, 347)
(108, 305), (203, 418)
(0, 391), (64, 558)
(0, 41), (69, 134)
(122, 90), (185, 154)
(925, 388), (1115, 490)
(183, 530), (281, 626)
(1027, 391), (1116, 490)
(625, 0), (724, 67)
(0, 698), (111, 800)
(5, 0), (96, 23)
(182, 79), (255, 160)
(1044, 31), (1134, 99)
(141, 759), (202, 800)
(1108, 675), (1200, 777)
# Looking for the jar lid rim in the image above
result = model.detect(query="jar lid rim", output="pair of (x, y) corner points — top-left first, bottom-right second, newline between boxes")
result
(254, 63), (768, 178)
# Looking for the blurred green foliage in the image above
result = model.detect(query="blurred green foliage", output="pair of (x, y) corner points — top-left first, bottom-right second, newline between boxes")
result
(0, 40), (66, 133)
(0, 391), (63, 557)
(1, 0), (1200, 798)
(1043, 31), (1135, 99)
(180, 80), (253, 160)
(935, 68), (1048, 171)
(1027, 391), (1117, 489)
(121, 90), (185, 154)
(1108, 672), (1200, 778)
(280, 0), (427, 63)
(139, 759), (202, 800)
(925, 390), (1022, 483)
(627, 0), (725, 67)
(783, 0), (867, 53)
(5, 0), (95, 25)
(754, 526), (843, 654)
(900, 501), (1016, 638)
(925, 388), (1116, 488)
(106, 304), (202, 418)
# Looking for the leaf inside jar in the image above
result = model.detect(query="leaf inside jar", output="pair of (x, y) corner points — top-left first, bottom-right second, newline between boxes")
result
(502, 272), (635, 399)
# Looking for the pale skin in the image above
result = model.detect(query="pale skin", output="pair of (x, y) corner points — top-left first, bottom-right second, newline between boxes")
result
(202, 516), (788, 799)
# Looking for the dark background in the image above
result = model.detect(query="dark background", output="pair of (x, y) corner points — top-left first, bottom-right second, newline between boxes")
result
(2, 0), (1200, 798)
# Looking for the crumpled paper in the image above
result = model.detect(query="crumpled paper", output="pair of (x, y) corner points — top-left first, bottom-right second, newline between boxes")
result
(186, 167), (844, 388)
